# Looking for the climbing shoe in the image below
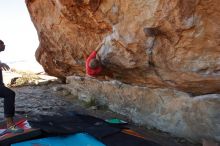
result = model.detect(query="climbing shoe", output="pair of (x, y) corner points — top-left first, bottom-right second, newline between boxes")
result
(6, 125), (24, 134)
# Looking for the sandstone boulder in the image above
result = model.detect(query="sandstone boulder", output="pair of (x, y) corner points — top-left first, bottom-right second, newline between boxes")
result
(26, 0), (220, 94)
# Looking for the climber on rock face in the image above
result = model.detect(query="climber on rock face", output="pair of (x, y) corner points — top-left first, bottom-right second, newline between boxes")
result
(83, 42), (104, 77)
(83, 41), (113, 79)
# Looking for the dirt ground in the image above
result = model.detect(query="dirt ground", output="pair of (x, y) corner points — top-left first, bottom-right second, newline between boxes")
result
(0, 81), (201, 146)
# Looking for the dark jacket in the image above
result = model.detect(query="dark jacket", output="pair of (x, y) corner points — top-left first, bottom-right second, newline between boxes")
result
(0, 69), (4, 86)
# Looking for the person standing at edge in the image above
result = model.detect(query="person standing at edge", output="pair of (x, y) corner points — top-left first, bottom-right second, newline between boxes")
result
(0, 40), (23, 134)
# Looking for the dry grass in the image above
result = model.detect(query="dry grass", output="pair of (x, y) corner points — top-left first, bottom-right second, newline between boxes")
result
(10, 70), (40, 87)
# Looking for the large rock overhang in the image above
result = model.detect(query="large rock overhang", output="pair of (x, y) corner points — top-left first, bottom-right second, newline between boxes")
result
(26, 0), (220, 95)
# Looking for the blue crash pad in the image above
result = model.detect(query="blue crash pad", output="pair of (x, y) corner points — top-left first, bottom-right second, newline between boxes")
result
(12, 133), (106, 146)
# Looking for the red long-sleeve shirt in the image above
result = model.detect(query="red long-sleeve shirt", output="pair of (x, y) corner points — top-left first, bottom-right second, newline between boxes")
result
(86, 51), (102, 76)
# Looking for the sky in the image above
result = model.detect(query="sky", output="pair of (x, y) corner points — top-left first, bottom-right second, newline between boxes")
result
(0, 0), (43, 72)
(0, 0), (39, 63)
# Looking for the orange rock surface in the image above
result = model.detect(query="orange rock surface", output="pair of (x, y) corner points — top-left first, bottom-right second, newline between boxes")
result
(26, 0), (220, 94)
